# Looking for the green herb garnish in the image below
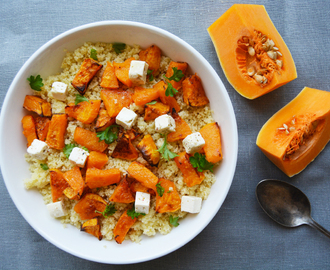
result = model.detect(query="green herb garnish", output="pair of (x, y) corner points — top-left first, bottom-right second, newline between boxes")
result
(95, 204), (116, 218)
(90, 48), (98, 61)
(157, 134), (178, 161)
(27, 75), (44, 91)
(96, 125), (120, 144)
(169, 215), (179, 227)
(82, 146), (89, 152)
(63, 143), (77, 158)
(112, 43), (126, 54)
(164, 83), (178, 97)
(75, 94), (89, 105)
(165, 67), (184, 82)
(40, 163), (49, 170)
(127, 205), (146, 219)
(146, 100), (157, 105)
(189, 152), (214, 172)
(156, 182), (165, 197)
(147, 69), (154, 81)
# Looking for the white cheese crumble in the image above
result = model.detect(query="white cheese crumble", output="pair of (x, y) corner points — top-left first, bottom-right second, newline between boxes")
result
(50, 82), (68, 101)
(116, 107), (137, 129)
(135, 191), (150, 214)
(27, 139), (48, 160)
(47, 201), (67, 218)
(69, 147), (89, 168)
(181, 196), (202, 213)
(182, 132), (205, 154)
(128, 60), (149, 85)
(154, 114), (176, 133)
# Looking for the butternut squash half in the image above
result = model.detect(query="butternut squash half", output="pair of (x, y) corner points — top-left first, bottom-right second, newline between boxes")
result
(256, 87), (330, 177)
(208, 4), (297, 99)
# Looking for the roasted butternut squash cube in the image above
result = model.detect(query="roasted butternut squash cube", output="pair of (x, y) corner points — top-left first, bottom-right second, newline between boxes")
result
(132, 86), (160, 106)
(46, 114), (67, 150)
(155, 178), (181, 213)
(74, 193), (107, 220)
(139, 45), (162, 76)
(85, 168), (121, 189)
(174, 152), (205, 187)
(50, 169), (69, 203)
(111, 133), (139, 161)
(72, 58), (103, 95)
(113, 210), (137, 244)
(144, 101), (170, 121)
(21, 115), (38, 147)
(109, 176), (135, 203)
(127, 161), (158, 192)
(113, 57), (135, 87)
(156, 81), (181, 112)
(100, 89), (132, 118)
(100, 62), (119, 89)
(23, 95), (52, 117)
(81, 218), (103, 240)
(130, 180), (156, 196)
(137, 134), (160, 165)
(165, 61), (188, 91)
(63, 166), (85, 200)
(65, 100), (101, 124)
(74, 127), (108, 152)
(199, 122), (223, 163)
(35, 116), (50, 141)
(86, 151), (108, 169)
(94, 108), (115, 132)
(182, 74), (209, 107)
(167, 109), (192, 142)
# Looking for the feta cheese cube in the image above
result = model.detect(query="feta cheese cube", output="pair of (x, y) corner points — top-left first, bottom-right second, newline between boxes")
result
(182, 132), (205, 154)
(155, 114), (176, 133)
(116, 107), (137, 129)
(128, 60), (149, 85)
(47, 201), (66, 218)
(69, 147), (89, 167)
(135, 191), (150, 214)
(50, 82), (68, 101)
(181, 196), (202, 213)
(27, 139), (48, 160)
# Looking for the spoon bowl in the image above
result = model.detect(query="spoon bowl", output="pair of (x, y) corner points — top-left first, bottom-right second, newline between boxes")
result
(256, 179), (330, 238)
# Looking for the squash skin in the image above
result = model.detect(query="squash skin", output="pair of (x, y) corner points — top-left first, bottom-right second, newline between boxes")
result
(208, 4), (297, 99)
(256, 87), (330, 177)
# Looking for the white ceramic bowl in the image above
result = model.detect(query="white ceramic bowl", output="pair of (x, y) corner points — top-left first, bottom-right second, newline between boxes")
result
(0, 21), (237, 264)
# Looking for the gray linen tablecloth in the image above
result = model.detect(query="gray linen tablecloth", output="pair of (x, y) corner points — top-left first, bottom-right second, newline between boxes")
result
(1, 0), (330, 269)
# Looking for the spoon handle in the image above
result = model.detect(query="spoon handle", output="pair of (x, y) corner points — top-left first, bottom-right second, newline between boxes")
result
(307, 218), (330, 239)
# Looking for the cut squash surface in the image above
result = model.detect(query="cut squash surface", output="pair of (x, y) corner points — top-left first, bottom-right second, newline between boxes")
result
(208, 4), (297, 99)
(256, 87), (330, 177)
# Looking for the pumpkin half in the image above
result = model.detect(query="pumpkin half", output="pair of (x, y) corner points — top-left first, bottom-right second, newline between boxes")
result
(208, 4), (297, 99)
(256, 87), (330, 177)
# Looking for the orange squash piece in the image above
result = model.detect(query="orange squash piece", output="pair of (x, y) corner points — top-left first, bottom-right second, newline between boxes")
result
(21, 115), (38, 147)
(182, 74), (209, 107)
(50, 169), (69, 202)
(167, 109), (192, 142)
(100, 89), (132, 118)
(137, 134), (160, 166)
(207, 4), (297, 99)
(109, 176), (135, 203)
(81, 218), (103, 240)
(155, 178), (181, 213)
(127, 161), (158, 192)
(174, 152), (205, 187)
(199, 122), (223, 163)
(111, 133), (139, 161)
(23, 95), (52, 117)
(165, 61), (188, 91)
(85, 167), (121, 189)
(130, 180), (156, 196)
(65, 100), (101, 124)
(72, 58), (103, 95)
(113, 57), (135, 87)
(87, 151), (108, 169)
(100, 62), (119, 89)
(63, 166), (84, 200)
(132, 86), (160, 106)
(144, 101), (170, 121)
(94, 108), (115, 132)
(139, 45), (161, 76)
(256, 87), (330, 177)
(74, 193), (107, 220)
(46, 114), (67, 150)
(113, 209), (137, 244)
(35, 116), (50, 141)
(156, 81), (180, 112)
(74, 127), (108, 152)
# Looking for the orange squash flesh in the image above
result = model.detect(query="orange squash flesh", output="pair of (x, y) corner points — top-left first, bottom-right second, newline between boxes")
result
(74, 127), (108, 152)
(35, 116), (50, 141)
(155, 178), (181, 213)
(85, 168), (121, 189)
(113, 210), (137, 244)
(100, 62), (119, 89)
(23, 95), (52, 117)
(208, 4), (297, 99)
(127, 161), (158, 192)
(256, 87), (330, 177)
(74, 193), (107, 220)
(167, 109), (192, 142)
(100, 89), (132, 118)
(46, 114), (67, 150)
(50, 169), (69, 203)
(109, 176), (135, 204)
(132, 86), (160, 106)
(199, 122), (223, 163)
(65, 100), (101, 124)
(144, 101), (170, 121)
(21, 115), (38, 147)
(113, 57), (135, 87)
(87, 151), (108, 169)
(63, 166), (85, 200)
(81, 218), (103, 241)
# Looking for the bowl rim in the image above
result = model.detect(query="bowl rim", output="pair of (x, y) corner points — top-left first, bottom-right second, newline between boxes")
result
(0, 20), (238, 264)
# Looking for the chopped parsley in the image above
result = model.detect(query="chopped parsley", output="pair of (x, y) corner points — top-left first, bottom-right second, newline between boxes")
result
(146, 100), (157, 105)
(157, 134), (178, 161)
(27, 75), (44, 91)
(81, 146), (89, 153)
(163, 67), (184, 97)
(156, 182), (165, 197)
(96, 125), (120, 144)
(165, 83), (178, 97)
(169, 215), (179, 227)
(40, 163), (49, 170)
(75, 94), (89, 105)
(127, 205), (146, 219)
(90, 48), (98, 61)
(63, 143), (77, 158)
(95, 204), (116, 218)
(112, 43), (126, 54)
(147, 69), (154, 81)
(189, 152), (214, 173)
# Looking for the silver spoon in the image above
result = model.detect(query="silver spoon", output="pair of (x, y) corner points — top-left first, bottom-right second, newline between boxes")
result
(256, 179), (330, 238)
